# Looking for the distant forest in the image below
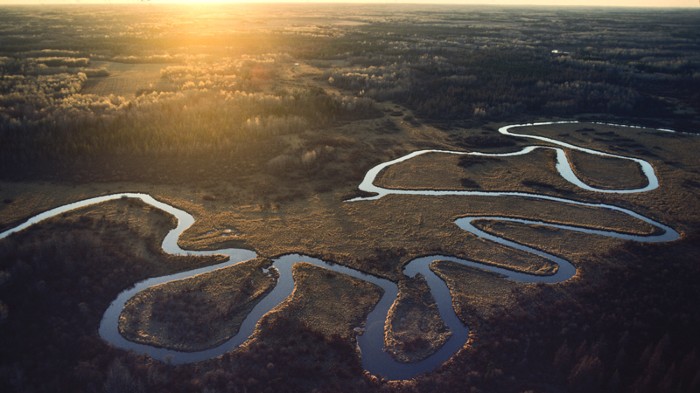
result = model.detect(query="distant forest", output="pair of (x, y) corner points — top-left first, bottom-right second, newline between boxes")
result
(0, 6), (698, 183)
(322, 10), (699, 127)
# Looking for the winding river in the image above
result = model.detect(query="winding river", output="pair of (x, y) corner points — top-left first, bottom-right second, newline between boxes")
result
(0, 121), (682, 380)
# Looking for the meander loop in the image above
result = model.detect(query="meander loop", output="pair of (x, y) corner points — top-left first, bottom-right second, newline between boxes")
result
(0, 121), (682, 380)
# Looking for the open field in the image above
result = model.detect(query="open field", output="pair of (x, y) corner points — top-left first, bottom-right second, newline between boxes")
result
(432, 261), (518, 325)
(567, 149), (647, 190)
(81, 61), (175, 97)
(1, 4), (699, 393)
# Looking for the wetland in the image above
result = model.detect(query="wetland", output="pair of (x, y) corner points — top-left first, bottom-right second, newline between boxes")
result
(1, 4), (699, 393)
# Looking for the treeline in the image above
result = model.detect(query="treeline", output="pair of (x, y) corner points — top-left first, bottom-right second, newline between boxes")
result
(0, 6), (323, 60)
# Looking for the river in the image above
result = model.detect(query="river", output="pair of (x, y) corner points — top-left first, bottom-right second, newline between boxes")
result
(0, 121), (682, 380)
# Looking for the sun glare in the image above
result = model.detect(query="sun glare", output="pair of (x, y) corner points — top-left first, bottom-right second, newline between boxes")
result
(0, 0), (697, 7)
(161, 0), (248, 3)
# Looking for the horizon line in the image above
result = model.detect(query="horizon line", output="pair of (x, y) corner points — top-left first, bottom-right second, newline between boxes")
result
(0, 1), (698, 9)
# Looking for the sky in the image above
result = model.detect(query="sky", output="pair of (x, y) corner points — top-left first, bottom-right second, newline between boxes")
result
(0, 0), (697, 8)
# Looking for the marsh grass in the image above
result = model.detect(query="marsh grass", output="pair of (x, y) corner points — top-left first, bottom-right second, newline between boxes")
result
(273, 263), (383, 341)
(120, 257), (277, 352)
(385, 274), (451, 363)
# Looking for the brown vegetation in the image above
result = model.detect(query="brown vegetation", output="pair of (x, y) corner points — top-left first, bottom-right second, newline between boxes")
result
(376, 147), (576, 197)
(385, 274), (451, 363)
(417, 239), (700, 393)
(567, 149), (647, 190)
(81, 61), (172, 97)
(273, 263), (383, 341)
(120, 257), (277, 352)
(432, 260), (518, 328)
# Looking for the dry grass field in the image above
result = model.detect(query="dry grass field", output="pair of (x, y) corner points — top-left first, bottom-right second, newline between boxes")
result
(270, 263), (383, 341)
(81, 61), (174, 97)
(432, 260), (518, 325)
(567, 149), (646, 190)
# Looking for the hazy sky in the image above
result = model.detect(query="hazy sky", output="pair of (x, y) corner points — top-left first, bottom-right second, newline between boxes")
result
(0, 0), (697, 8)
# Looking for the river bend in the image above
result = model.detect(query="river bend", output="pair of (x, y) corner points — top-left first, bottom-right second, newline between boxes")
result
(0, 121), (683, 380)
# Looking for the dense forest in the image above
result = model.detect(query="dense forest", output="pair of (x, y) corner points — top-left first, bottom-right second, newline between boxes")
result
(322, 10), (699, 128)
